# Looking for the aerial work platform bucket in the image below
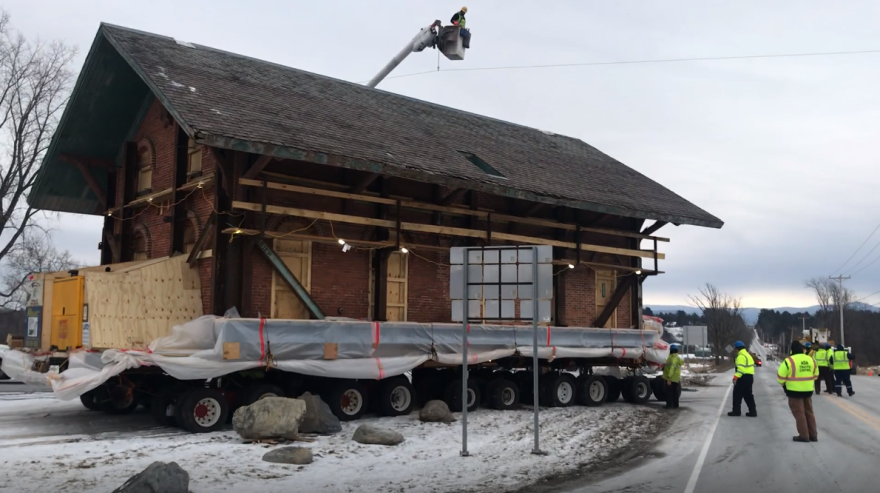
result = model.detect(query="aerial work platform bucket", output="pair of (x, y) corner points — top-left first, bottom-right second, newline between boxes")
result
(439, 26), (468, 61)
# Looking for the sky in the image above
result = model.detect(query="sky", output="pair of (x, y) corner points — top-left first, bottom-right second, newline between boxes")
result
(7, 0), (880, 308)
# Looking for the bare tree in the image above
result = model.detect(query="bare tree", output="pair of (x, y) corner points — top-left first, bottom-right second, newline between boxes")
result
(1, 230), (78, 307)
(689, 284), (752, 364)
(0, 10), (76, 302)
(805, 277), (854, 343)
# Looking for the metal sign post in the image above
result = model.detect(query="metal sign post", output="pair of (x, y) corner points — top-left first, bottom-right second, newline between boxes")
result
(451, 245), (551, 458)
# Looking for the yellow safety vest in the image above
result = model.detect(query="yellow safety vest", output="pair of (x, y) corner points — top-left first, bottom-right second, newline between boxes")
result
(832, 350), (850, 371)
(734, 349), (755, 378)
(814, 348), (829, 367)
(777, 353), (818, 392)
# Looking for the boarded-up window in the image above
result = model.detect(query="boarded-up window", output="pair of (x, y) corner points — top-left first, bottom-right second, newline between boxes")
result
(385, 251), (408, 321)
(133, 230), (148, 260)
(183, 220), (196, 254)
(137, 140), (153, 193)
(187, 138), (202, 175)
(596, 270), (617, 328)
(271, 232), (312, 320)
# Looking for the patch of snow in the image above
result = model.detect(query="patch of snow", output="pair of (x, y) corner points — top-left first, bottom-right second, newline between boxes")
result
(189, 87), (197, 93)
(211, 109), (222, 114)
(170, 81), (185, 89)
(174, 39), (195, 48)
(0, 394), (661, 493)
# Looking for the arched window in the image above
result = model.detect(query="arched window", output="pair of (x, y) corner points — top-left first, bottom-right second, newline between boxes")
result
(137, 138), (154, 193)
(133, 230), (148, 260)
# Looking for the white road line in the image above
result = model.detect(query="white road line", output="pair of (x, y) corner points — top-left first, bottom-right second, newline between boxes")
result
(683, 382), (733, 493)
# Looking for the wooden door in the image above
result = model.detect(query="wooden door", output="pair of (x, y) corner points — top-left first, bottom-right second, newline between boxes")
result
(51, 276), (84, 349)
(596, 270), (618, 328)
(385, 251), (408, 321)
(271, 238), (312, 319)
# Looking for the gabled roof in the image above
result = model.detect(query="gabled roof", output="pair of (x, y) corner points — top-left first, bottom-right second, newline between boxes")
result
(31, 23), (723, 228)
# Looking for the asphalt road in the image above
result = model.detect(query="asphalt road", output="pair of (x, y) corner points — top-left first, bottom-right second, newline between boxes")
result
(556, 364), (880, 493)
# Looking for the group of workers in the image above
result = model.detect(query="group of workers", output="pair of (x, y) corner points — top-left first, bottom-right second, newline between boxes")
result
(661, 339), (856, 443)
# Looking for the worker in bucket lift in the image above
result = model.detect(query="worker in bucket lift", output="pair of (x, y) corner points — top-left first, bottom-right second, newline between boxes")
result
(728, 341), (758, 417)
(451, 7), (470, 49)
(829, 344), (855, 397)
(662, 344), (683, 409)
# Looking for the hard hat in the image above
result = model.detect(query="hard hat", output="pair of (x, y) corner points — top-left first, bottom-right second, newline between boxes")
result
(461, 6), (468, 12)
(670, 344), (678, 350)
(734, 341), (745, 348)
(825, 343), (831, 348)
(804, 342), (812, 348)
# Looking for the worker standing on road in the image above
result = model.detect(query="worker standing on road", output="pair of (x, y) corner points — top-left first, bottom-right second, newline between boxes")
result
(451, 7), (470, 48)
(778, 340), (819, 442)
(663, 344), (683, 409)
(728, 341), (757, 417)
(829, 344), (855, 397)
(814, 343), (834, 394)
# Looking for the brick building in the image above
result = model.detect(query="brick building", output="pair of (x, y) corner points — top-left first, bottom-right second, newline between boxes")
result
(28, 24), (722, 330)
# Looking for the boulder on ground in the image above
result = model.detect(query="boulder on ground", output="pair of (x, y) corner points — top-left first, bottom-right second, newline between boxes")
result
(419, 400), (455, 423)
(233, 397), (306, 440)
(352, 423), (405, 446)
(112, 461), (188, 493)
(298, 392), (342, 434)
(262, 446), (314, 465)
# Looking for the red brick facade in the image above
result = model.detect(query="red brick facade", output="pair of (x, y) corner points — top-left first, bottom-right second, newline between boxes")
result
(109, 99), (640, 328)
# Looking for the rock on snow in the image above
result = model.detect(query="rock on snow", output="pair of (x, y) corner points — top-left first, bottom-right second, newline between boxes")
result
(233, 397), (306, 440)
(112, 461), (188, 493)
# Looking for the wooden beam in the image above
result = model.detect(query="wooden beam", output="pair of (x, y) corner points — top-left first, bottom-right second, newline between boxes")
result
(73, 161), (107, 209)
(222, 228), (450, 252)
(60, 153), (116, 170)
(241, 154), (273, 180)
(351, 172), (380, 193)
(255, 239), (325, 319)
(555, 259), (662, 275)
(440, 188), (468, 206)
(231, 200), (666, 260)
(102, 230), (120, 263)
(237, 178), (670, 242)
(187, 213), (217, 267)
(594, 275), (636, 328)
(641, 221), (668, 236)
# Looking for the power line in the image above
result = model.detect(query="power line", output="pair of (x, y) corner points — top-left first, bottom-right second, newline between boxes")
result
(365, 48), (880, 83)
(843, 233), (880, 275)
(849, 249), (880, 276)
(832, 220), (880, 275)
(853, 288), (880, 304)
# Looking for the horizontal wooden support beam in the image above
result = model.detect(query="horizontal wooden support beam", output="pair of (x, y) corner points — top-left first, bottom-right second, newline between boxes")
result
(231, 200), (665, 260)
(238, 178), (670, 243)
(221, 228), (450, 252)
(106, 174), (215, 214)
(554, 259), (663, 275)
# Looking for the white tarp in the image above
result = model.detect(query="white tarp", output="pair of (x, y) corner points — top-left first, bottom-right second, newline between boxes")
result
(1, 315), (669, 401)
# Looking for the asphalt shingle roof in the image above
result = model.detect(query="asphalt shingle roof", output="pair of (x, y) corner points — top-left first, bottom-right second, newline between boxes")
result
(102, 24), (722, 228)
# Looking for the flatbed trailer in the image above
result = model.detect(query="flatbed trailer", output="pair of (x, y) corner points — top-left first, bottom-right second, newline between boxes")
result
(2, 315), (673, 433)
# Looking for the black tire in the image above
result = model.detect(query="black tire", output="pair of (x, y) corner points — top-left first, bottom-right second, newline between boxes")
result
(150, 385), (189, 427)
(240, 383), (285, 406)
(515, 371), (536, 405)
(488, 379), (519, 410)
(622, 376), (652, 404)
(416, 377), (447, 407)
(175, 388), (229, 433)
(376, 377), (416, 417)
(652, 377), (668, 402)
(444, 379), (480, 412)
(577, 375), (607, 407)
(101, 384), (140, 415)
(323, 380), (369, 421)
(541, 372), (577, 407)
(79, 388), (102, 411)
(603, 376), (621, 403)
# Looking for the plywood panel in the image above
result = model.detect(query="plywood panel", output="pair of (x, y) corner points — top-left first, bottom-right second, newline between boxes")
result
(50, 277), (83, 350)
(271, 238), (312, 320)
(386, 252), (408, 322)
(86, 255), (204, 349)
(596, 270), (618, 328)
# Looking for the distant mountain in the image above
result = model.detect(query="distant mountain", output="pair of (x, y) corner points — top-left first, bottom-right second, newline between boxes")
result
(646, 303), (878, 325)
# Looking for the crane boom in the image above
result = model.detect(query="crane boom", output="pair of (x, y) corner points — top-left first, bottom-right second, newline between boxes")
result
(367, 21), (442, 88)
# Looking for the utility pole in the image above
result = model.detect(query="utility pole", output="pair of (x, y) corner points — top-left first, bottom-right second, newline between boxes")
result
(829, 275), (851, 346)
(798, 315), (809, 339)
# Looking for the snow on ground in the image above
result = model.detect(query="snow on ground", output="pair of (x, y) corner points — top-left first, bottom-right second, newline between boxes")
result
(0, 395), (663, 493)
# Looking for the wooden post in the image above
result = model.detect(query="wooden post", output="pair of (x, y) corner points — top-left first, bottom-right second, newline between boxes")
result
(374, 248), (393, 321)
(211, 148), (232, 315)
(170, 125), (188, 256)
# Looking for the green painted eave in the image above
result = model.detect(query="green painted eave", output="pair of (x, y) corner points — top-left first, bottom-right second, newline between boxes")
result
(28, 28), (153, 215)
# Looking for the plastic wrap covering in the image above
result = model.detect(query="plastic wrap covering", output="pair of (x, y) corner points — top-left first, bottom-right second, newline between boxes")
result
(8, 315), (668, 401)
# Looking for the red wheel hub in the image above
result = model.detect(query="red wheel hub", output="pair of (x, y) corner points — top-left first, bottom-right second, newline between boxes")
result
(195, 403), (209, 418)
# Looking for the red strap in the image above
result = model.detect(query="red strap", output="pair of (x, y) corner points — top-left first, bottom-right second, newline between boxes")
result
(375, 358), (385, 379)
(259, 318), (266, 366)
(546, 327), (552, 346)
(373, 322), (381, 350)
(621, 348), (627, 358)
(466, 324), (471, 347)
